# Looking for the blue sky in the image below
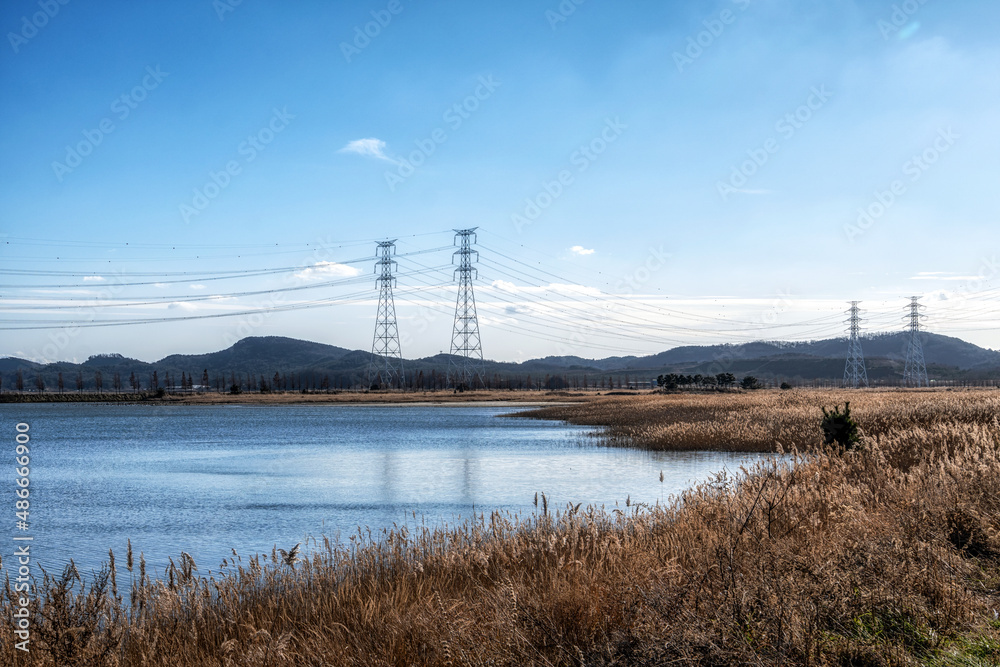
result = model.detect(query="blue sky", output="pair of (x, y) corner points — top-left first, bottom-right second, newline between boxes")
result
(0, 0), (997, 363)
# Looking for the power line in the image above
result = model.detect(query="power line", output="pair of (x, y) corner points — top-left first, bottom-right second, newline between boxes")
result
(0, 265), (450, 310)
(0, 246), (453, 287)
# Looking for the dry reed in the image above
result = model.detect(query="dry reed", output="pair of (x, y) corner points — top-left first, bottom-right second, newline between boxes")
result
(521, 387), (1000, 453)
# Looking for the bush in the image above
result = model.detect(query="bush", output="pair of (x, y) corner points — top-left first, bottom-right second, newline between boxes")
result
(229, 384), (242, 395)
(740, 375), (762, 390)
(821, 401), (861, 450)
(780, 382), (792, 390)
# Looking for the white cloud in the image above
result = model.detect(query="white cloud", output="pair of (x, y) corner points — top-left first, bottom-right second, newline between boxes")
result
(490, 279), (520, 293)
(569, 245), (595, 256)
(339, 138), (396, 163)
(190, 284), (206, 290)
(294, 261), (363, 281)
(167, 302), (199, 311)
(82, 275), (105, 282)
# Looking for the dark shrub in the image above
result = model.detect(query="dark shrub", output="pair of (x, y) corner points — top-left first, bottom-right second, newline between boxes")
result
(821, 402), (861, 450)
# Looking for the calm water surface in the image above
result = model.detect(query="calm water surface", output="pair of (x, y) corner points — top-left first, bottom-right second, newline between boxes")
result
(2, 404), (771, 576)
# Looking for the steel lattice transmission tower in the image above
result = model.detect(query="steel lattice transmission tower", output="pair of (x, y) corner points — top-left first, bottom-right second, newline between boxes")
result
(903, 296), (929, 388)
(843, 301), (869, 389)
(449, 228), (486, 389)
(368, 240), (405, 390)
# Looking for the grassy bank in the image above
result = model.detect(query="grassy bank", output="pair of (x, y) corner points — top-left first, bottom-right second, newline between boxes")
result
(518, 388), (1000, 452)
(2, 391), (999, 665)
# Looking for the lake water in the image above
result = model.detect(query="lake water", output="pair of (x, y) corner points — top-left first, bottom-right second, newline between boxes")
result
(2, 404), (771, 577)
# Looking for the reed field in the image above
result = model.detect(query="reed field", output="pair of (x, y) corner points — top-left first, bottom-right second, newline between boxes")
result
(521, 387), (1000, 453)
(3, 388), (999, 665)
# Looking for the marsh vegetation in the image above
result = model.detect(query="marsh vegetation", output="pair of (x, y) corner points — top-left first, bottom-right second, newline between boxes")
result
(2, 389), (998, 665)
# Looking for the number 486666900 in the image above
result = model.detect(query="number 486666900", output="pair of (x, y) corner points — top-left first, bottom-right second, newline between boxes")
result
(15, 423), (30, 529)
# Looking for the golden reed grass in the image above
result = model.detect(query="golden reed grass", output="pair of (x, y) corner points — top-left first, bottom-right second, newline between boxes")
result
(2, 389), (998, 665)
(522, 387), (1000, 452)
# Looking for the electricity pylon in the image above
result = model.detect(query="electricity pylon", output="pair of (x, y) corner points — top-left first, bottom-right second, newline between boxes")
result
(903, 296), (929, 387)
(449, 228), (486, 389)
(368, 240), (404, 389)
(843, 301), (869, 389)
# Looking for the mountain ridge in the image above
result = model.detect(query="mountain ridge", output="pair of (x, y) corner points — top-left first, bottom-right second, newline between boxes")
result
(2, 332), (998, 390)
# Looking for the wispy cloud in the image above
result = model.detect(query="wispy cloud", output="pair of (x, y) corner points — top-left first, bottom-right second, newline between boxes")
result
(294, 261), (362, 281)
(728, 188), (772, 196)
(570, 245), (595, 256)
(488, 280), (601, 297)
(339, 138), (396, 163)
(190, 284), (206, 290)
(910, 273), (983, 281)
(82, 275), (105, 282)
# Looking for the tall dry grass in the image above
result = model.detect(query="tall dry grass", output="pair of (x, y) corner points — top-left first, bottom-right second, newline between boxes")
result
(521, 388), (1000, 452)
(2, 390), (999, 665)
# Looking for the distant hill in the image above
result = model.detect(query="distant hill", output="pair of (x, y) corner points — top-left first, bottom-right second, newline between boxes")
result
(631, 333), (1000, 371)
(1, 332), (997, 392)
(157, 336), (353, 375)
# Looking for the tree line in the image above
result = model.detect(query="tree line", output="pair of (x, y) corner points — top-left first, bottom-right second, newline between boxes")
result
(656, 372), (764, 390)
(0, 367), (660, 394)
